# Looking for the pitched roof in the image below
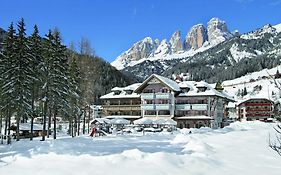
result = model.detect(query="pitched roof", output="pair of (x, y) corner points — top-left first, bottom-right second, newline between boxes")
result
(134, 74), (181, 93)
(100, 83), (141, 99)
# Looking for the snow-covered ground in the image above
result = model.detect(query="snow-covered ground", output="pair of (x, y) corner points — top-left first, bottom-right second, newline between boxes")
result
(0, 121), (280, 175)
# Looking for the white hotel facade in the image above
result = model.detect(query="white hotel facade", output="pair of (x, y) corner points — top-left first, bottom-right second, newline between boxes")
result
(100, 74), (234, 129)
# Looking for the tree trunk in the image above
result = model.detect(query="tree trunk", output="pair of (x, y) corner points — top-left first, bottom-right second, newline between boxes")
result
(47, 107), (52, 138)
(0, 112), (2, 135)
(87, 108), (91, 134)
(71, 119), (74, 137)
(77, 114), (80, 136)
(30, 87), (35, 141)
(16, 114), (20, 141)
(4, 109), (8, 136)
(42, 100), (48, 141)
(74, 116), (77, 137)
(82, 111), (86, 134)
(7, 113), (11, 144)
(53, 108), (57, 139)
(30, 116), (34, 141)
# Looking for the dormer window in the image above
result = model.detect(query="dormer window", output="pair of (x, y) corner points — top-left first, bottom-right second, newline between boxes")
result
(180, 87), (190, 93)
(125, 90), (133, 95)
(197, 87), (207, 92)
(113, 90), (121, 95)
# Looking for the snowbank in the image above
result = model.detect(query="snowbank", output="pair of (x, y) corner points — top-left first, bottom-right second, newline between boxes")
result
(0, 121), (280, 175)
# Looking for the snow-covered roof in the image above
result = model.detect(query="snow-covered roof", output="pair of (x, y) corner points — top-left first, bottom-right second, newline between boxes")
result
(153, 74), (181, 92)
(227, 102), (236, 108)
(178, 81), (235, 102)
(153, 118), (177, 125)
(237, 97), (273, 106)
(133, 118), (154, 125)
(178, 81), (194, 90)
(100, 83), (141, 99)
(110, 118), (130, 125)
(195, 81), (211, 88)
(134, 74), (181, 93)
(90, 118), (111, 125)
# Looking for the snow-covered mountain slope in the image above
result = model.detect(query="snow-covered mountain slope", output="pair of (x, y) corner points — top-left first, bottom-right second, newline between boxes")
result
(222, 65), (281, 103)
(112, 18), (232, 70)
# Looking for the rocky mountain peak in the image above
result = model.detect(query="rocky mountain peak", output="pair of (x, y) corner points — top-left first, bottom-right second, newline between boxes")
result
(170, 30), (183, 53)
(111, 37), (158, 70)
(185, 24), (208, 50)
(154, 39), (172, 57)
(207, 18), (233, 45)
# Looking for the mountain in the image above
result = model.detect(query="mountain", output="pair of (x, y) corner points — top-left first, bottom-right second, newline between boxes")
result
(69, 53), (133, 105)
(111, 18), (232, 70)
(113, 19), (281, 83)
(184, 24), (207, 50)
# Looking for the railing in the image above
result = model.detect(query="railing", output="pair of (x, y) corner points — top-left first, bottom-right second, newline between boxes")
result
(141, 104), (155, 110)
(175, 104), (208, 110)
(142, 93), (155, 99)
(142, 93), (172, 99)
(103, 105), (141, 111)
(155, 93), (171, 99)
(155, 104), (171, 110)
(192, 104), (208, 110)
(176, 104), (191, 110)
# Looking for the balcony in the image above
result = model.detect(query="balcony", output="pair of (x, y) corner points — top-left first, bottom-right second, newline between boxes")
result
(155, 93), (171, 99)
(155, 104), (171, 110)
(103, 105), (141, 111)
(142, 93), (155, 99)
(176, 104), (191, 110)
(142, 104), (155, 110)
(192, 104), (208, 110)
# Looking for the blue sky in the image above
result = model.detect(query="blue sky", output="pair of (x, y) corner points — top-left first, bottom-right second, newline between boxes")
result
(0, 0), (281, 62)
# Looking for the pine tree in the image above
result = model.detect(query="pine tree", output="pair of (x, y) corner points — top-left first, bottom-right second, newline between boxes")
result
(13, 18), (32, 141)
(28, 25), (43, 140)
(41, 30), (53, 141)
(50, 30), (69, 139)
(1, 23), (16, 143)
(68, 57), (82, 136)
(41, 30), (69, 140)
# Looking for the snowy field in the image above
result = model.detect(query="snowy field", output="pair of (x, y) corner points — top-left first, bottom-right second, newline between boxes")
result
(0, 121), (281, 175)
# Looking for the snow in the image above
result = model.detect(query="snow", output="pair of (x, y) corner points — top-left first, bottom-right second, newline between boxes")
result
(100, 83), (141, 99)
(222, 65), (281, 103)
(111, 42), (214, 70)
(153, 74), (181, 91)
(1, 121), (280, 175)
(229, 43), (256, 62)
(273, 23), (281, 33)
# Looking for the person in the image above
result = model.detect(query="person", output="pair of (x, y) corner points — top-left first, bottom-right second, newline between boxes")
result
(90, 127), (97, 137)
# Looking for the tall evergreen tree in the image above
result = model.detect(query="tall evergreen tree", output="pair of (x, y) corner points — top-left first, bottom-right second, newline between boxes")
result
(1, 23), (16, 143)
(68, 57), (82, 136)
(50, 30), (69, 139)
(13, 18), (32, 141)
(41, 30), (69, 140)
(28, 25), (43, 140)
